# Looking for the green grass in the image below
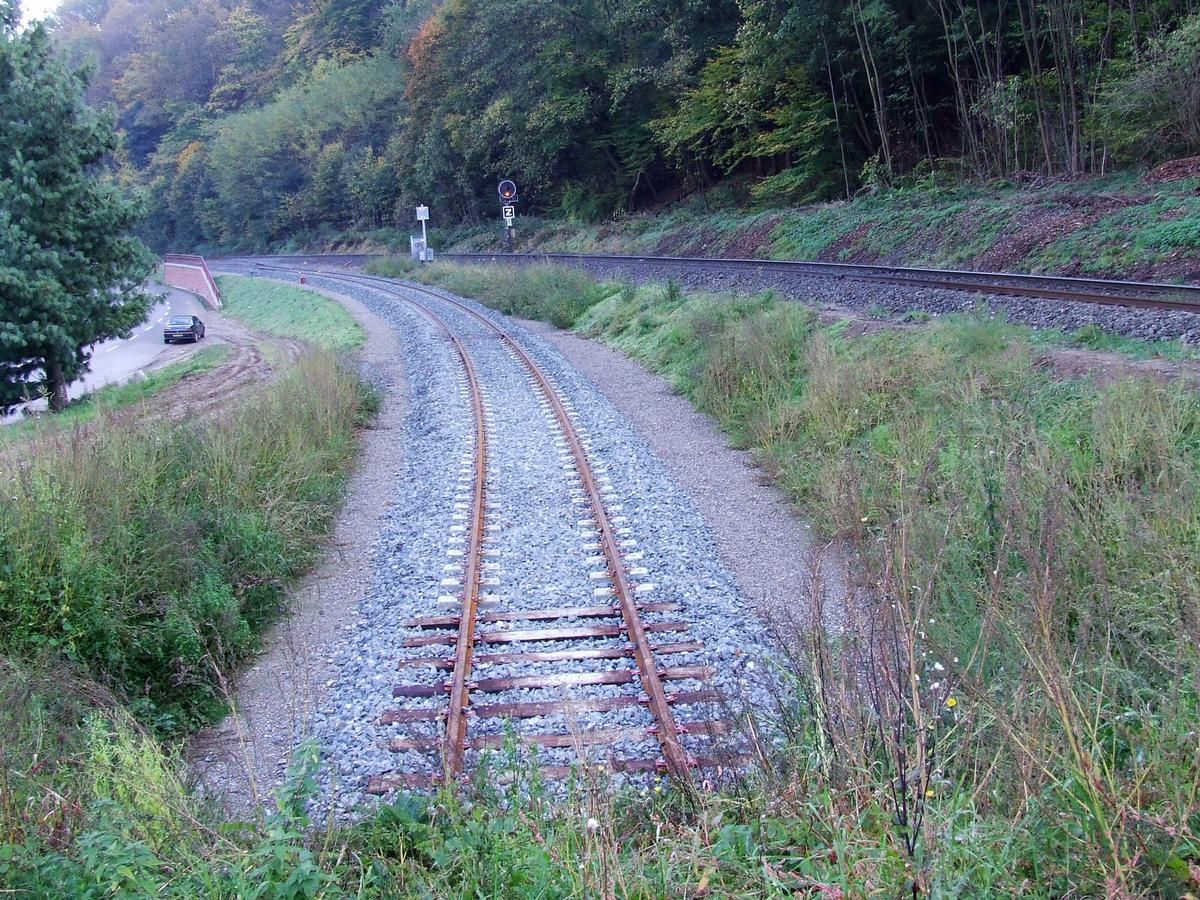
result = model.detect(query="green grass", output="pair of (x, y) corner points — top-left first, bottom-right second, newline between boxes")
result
(1030, 190), (1200, 274)
(1030, 321), (1200, 360)
(416, 261), (618, 328)
(1, 345), (229, 444)
(0, 352), (373, 732)
(216, 274), (365, 350)
(422, 262), (1200, 895)
(5, 260), (1199, 896)
(362, 254), (417, 278)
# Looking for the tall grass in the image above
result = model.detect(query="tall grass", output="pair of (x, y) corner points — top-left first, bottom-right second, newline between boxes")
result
(428, 262), (1200, 893)
(5, 262), (1198, 895)
(0, 352), (372, 731)
(216, 274), (365, 350)
(582, 283), (1200, 894)
(417, 261), (617, 328)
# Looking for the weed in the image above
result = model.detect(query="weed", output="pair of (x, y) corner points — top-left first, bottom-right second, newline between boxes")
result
(363, 255), (417, 277)
(417, 262), (617, 329)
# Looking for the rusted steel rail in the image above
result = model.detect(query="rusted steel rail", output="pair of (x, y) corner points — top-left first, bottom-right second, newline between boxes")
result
(330, 270), (696, 780)
(261, 264), (718, 788)
(440, 321), (487, 780)
(372, 292), (489, 781)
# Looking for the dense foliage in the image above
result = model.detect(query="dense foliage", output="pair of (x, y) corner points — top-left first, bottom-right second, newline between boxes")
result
(0, 1), (154, 411)
(44, 0), (1200, 250)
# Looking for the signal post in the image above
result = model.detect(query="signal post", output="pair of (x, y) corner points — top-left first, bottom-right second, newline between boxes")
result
(498, 179), (517, 251)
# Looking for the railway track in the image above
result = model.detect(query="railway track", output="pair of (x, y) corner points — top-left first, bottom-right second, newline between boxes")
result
(225, 251), (1200, 314)
(261, 265), (736, 790)
(441, 252), (1200, 313)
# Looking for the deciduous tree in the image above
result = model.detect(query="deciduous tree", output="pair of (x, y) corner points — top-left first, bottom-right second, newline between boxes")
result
(0, 2), (153, 412)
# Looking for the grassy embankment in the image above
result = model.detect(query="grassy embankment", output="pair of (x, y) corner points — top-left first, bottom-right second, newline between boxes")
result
(437, 172), (1200, 280)
(4, 263), (1197, 896)
(411, 261), (1200, 895)
(216, 274), (366, 350)
(0, 280), (381, 892)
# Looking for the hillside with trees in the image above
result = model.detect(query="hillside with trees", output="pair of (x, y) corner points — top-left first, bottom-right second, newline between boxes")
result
(45, 0), (1200, 251)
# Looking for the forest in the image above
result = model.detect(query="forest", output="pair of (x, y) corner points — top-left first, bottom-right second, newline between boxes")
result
(45, 0), (1200, 251)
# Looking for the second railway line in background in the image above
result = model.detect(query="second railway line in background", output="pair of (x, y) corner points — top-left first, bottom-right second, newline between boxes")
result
(441, 252), (1200, 313)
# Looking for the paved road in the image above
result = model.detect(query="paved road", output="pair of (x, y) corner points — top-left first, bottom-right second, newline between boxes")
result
(74, 286), (212, 399)
(4, 285), (215, 421)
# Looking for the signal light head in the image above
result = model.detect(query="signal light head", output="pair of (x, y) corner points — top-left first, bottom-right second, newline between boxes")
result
(498, 179), (517, 201)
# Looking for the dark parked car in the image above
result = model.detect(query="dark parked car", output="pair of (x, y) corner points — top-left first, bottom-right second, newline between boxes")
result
(163, 315), (205, 343)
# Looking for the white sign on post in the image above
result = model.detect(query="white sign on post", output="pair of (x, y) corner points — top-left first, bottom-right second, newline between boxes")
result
(501, 205), (515, 219)
(415, 205), (430, 221)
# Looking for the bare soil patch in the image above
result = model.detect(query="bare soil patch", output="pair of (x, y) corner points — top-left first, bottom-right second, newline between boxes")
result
(654, 225), (722, 257)
(725, 215), (782, 258)
(1036, 347), (1200, 388)
(820, 220), (875, 262)
(974, 211), (1082, 271)
(1144, 155), (1200, 183)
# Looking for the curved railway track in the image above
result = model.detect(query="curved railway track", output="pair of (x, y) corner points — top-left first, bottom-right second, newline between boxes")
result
(260, 264), (733, 790)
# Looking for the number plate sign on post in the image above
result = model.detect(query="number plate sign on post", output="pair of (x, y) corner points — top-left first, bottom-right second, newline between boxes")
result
(415, 205), (430, 221)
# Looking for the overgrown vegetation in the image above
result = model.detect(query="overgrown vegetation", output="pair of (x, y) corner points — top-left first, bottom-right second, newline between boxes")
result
(423, 263), (1200, 894)
(444, 173), (1200, 280)
(411, 261), (614, 328)
(217, 274), (365, 350)
(362, 255), (416, 279)
(6, 262), (1198, 895)
(0, 353), (372, 731)
(43, 0), (1200, 248)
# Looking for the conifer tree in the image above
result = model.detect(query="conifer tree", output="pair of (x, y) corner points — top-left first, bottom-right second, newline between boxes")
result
(0, 0), (153, 412)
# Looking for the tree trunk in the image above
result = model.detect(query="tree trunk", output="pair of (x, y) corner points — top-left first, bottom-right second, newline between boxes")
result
(851, 0), (894, 176)
(48, 357), (69, 412)
(822, 34), (853, 199)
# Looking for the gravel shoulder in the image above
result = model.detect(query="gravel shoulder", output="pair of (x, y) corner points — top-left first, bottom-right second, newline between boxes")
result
(518, 318), (853, 633)
(187, 286), (408, 818)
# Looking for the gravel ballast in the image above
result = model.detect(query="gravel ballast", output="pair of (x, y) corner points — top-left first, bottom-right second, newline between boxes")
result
(209, 268), (781, 816)
(456, 255), (1200, 344)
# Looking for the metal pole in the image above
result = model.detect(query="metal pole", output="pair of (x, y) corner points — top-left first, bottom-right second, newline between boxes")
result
(421, 218), (428, 261)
